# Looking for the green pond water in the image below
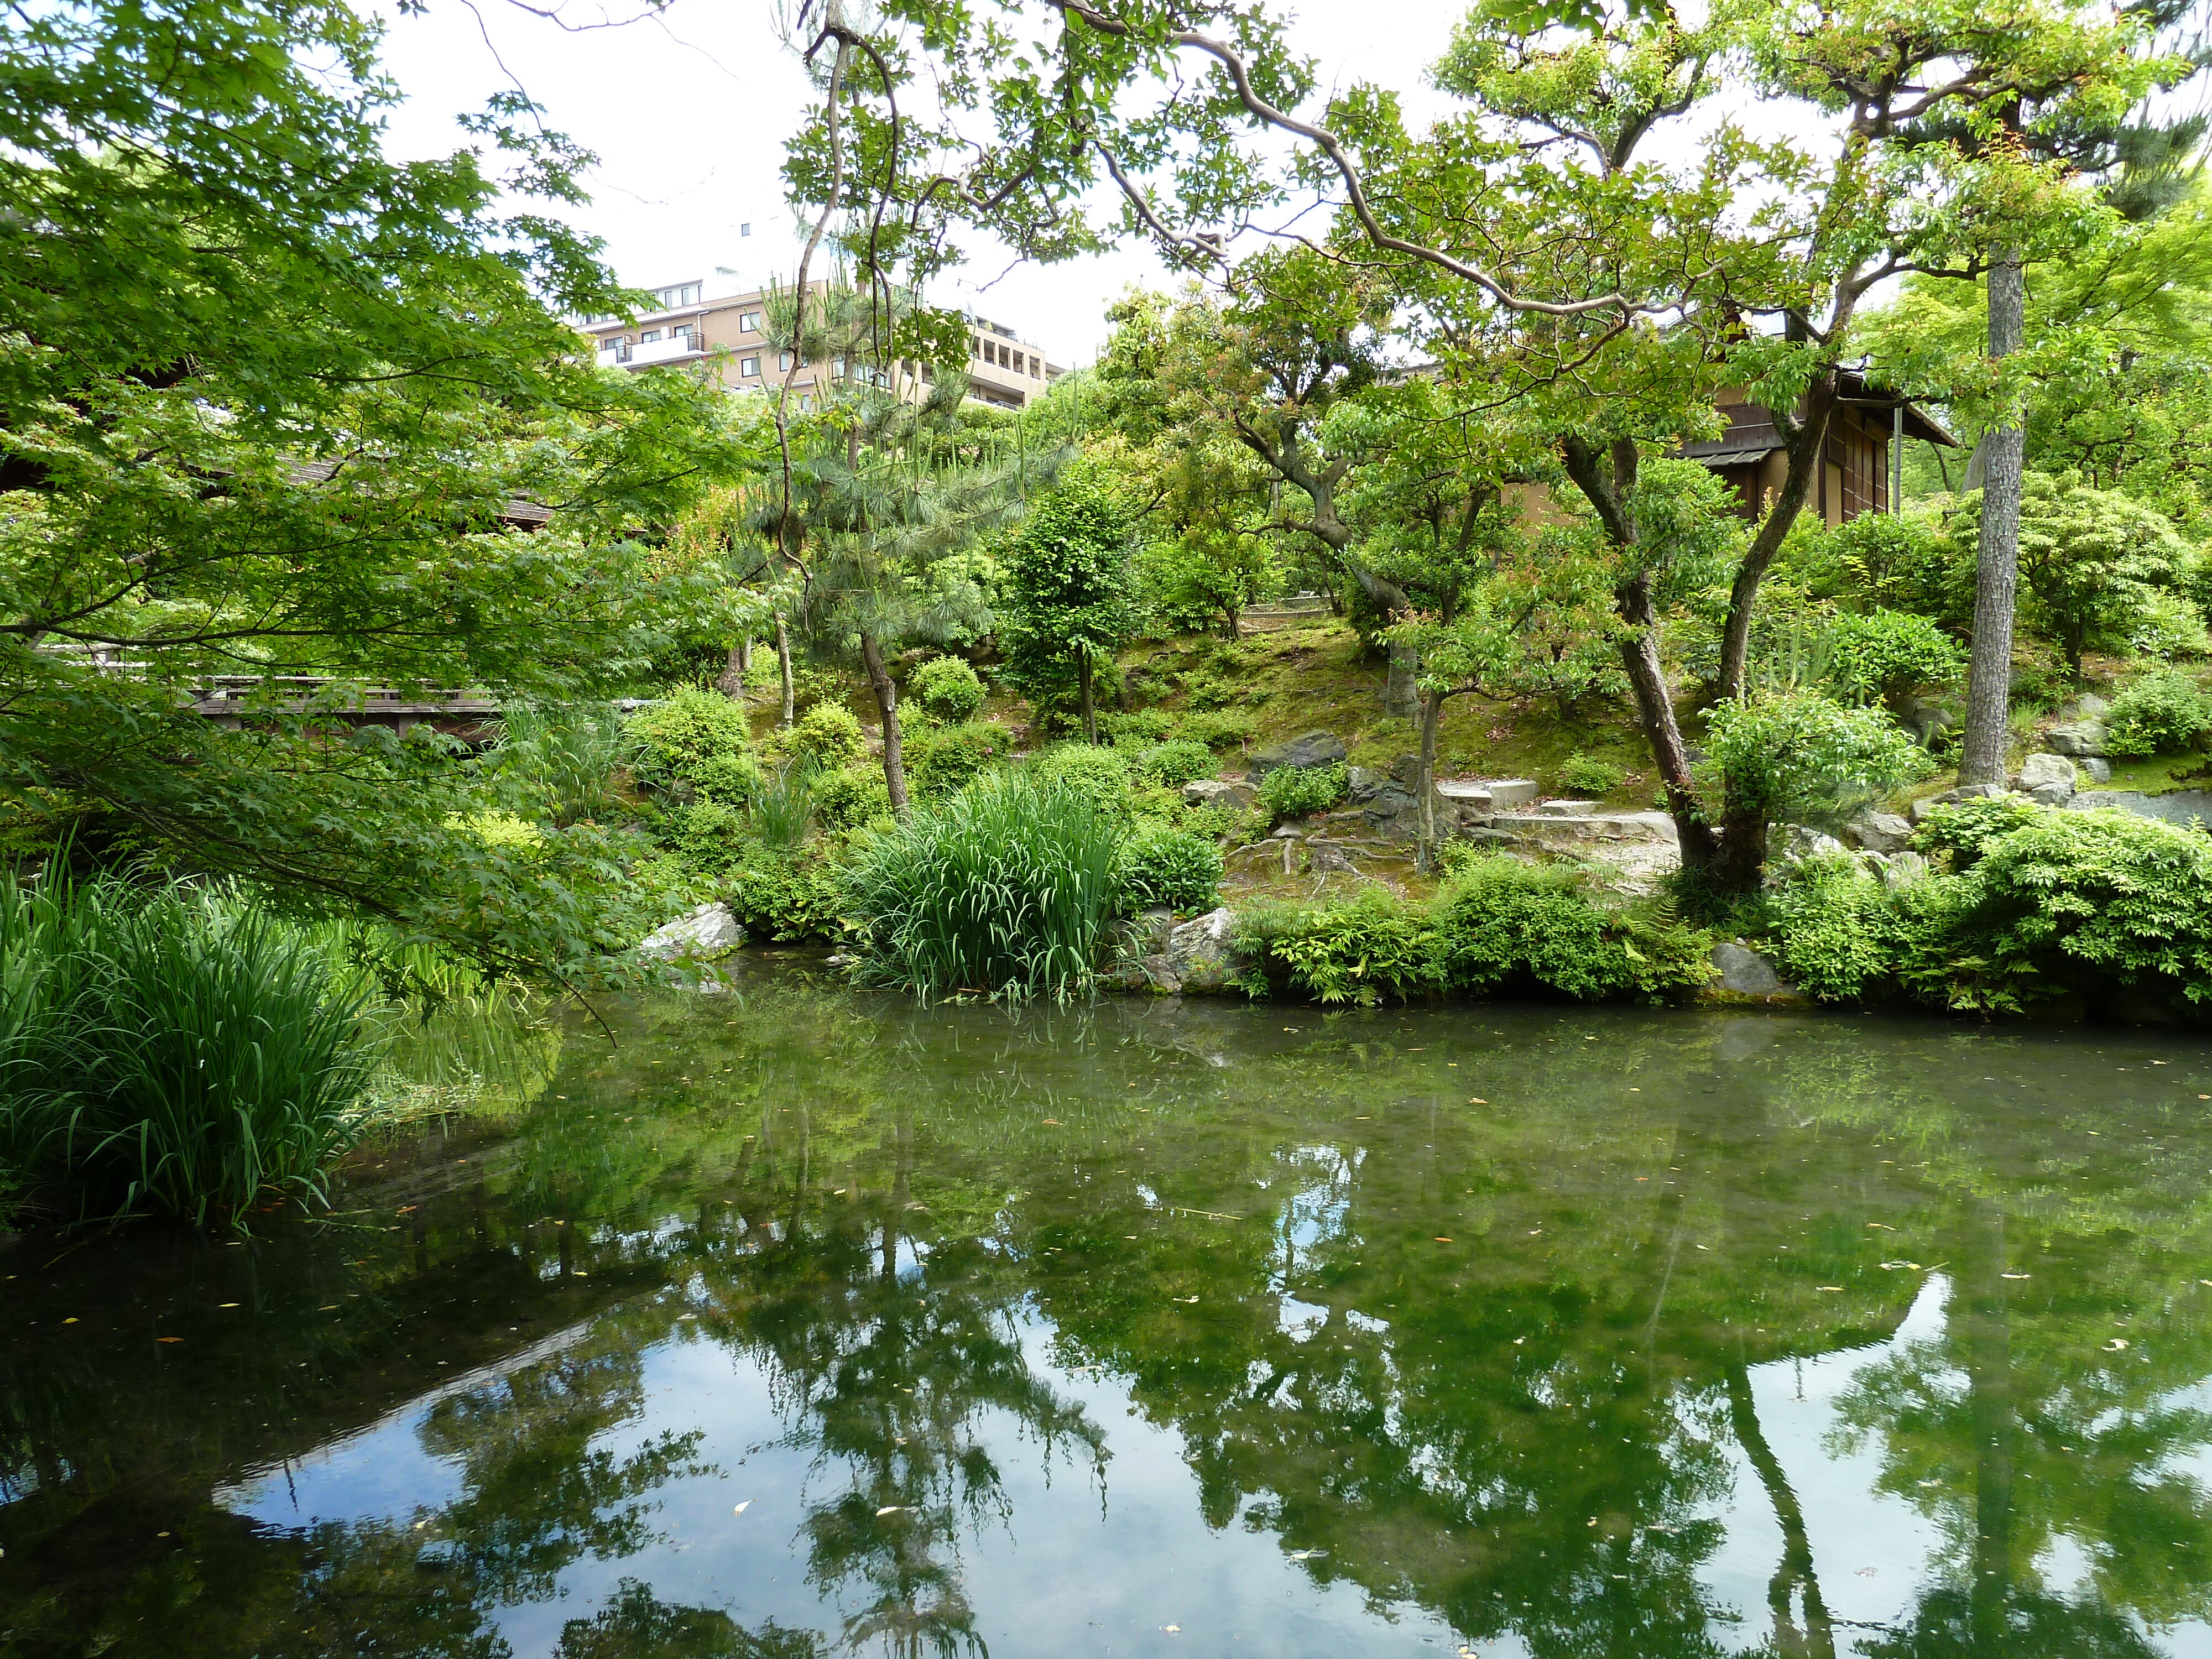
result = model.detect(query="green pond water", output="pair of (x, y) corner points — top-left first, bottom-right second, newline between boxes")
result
(9, 966), (2212, 1659)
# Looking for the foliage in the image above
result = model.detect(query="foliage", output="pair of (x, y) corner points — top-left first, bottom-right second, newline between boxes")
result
(1114, 824), (1224, 915)
(1131, 740), (1218, 789)
(1773, 804), (2212, 1015)
(1135, 527), (1283, 637)
(0, 872), (379, 1225)
(1822, 611), (1969, 705)
(783, 703), (867, 771)
(811, 766), (894, 834)
(841, 774), (1122, 1001)
(998, 472), (1138, 733)
(1702, 694), (1934, 827)
(2104, 669), (2212, 755)
(625, 688), (756, 795)
(1026, 744), (1135, 817)
(479, 703), (627, 827)
(906, 722), (1011, 798)
(1233, 859), (1712, 1006)
(664, 800), (749, 875)
(1175, 709), (1260, 750)
(748, 762), (816, 851)
(908, 656), (988, 723)
(2006, 473), (2201, 673)
(1557, 754), (1627, 797)
(1255, 763), (1348, 824)
(723, 854), (844, 944)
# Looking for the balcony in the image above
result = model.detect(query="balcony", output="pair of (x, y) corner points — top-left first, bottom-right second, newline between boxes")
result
(596, 335), (705, 371)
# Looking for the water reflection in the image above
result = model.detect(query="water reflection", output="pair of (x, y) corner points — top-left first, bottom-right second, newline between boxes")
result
(7, 978), (2212, 1658)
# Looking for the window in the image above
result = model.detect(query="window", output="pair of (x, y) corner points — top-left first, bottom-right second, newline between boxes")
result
(1027, 354), (1039, 377)
(740, 356), (760, 377)
(672, 324), (694, 346)
(640, 329), (661, 343)
(651, 283), (700, 309)
(778, 349), (794, 371)
(921, 362), (934, 381)
(738, 311), (761, 332)
(740, 223), (752, 237)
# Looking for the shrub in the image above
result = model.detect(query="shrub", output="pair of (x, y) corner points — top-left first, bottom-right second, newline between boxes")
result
(909, 655), (987, 723)
(812, 764), (893, 833)
(1256, 761), (1348, 824)
(786, 703), (867, 770)
(724, 854), (844, 943)
(1702, 692), (1933, 826)
(1133, 739), (1217, 789)
(842, 773), (1122, 1000)
(667, 799), (748, 873)
(2104, 669), (2212, 757)
(0, 873), (379, 1225)
(690, 750), (764, 806)
(625, 686), (754, 792)
(1183, 674), (1235, 710)
(1822, 609), (1968, 703)
(1115, 824), (1224, 914)
(1027, 743), (1135, 816)
(1557, 753), (1626, 796)
(1231, 860), (1711, 1006)
(907, 722), (1011, 798)
(1770, 802), (2212, 1015)
(1176, 709), (1259, 749)
(1100, 708), (1175, 745)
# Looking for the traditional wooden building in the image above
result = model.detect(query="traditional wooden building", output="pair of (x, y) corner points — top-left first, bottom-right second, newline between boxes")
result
(1683, 369), (1955, 526)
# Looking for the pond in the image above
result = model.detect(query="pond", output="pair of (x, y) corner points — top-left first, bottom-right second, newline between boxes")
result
(8, 967), (2212, 1658)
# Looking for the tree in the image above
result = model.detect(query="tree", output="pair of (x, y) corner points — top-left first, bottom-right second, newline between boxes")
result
(0, 0), (737, 975)
(1001, 473), (1138, 745)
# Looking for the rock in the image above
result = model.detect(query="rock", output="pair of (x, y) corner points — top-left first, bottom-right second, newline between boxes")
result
(2017, 752), (2077, 795)
(1162, 907), (1242, 994)
(2065, 789), (2212, 828)
(2080, 757), (2112, 783)
(1138, 954), (1183, 994)
(1539, 799), (1601, 817)
(2075, 693), (2111, 719)
(1486, 779), (1540, 810)
(1843, 810), (1913, 853)
(1109, 907), (1176, 960)
(1183, 778), (1256, 811)
(1909, 784), (2006, 824)
(1882, 850), (1931, 889)
(1898, 694), (1965, 747)
(1710, 942), (1799, 999)
(1345, 765), (1387, 802)
(1769, 824), (1846, 863)
(1434, 780), (1494, 817)
(2044, 719), (2109, 757)
(1246, 731), (1348, 779)
(639, 902), (745, 961)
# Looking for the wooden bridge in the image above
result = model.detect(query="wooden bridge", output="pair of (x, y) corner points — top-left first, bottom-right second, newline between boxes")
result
(189, 677), (503, 743)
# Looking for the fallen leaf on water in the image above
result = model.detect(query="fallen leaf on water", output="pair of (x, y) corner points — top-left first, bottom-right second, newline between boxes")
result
(1866, 1222), (1893, 1230)
(218, 1302), (239, 1309)
(1817, 1286), (1844, 1292)
(1468, 1097), (1488, 1104)
(1434, 1237), (1454, 1243)
(1041, 1119), (1060, 1126)
(1161, 1626), (1181, 1635)
(2002, 1272), (2031, 1280)
(733, 1502), (751, 1515)
(2105, 1339), (2130, 1352)
(1856, 1568), (1878, 1578)
(875, 1506), (910, 1517)
(156, 1337), (182, 1344)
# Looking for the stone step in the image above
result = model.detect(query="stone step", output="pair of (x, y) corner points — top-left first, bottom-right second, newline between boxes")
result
(1490, 810), (1678, 846)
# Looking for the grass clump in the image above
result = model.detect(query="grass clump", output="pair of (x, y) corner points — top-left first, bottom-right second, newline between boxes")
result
(1115, 823), (1224, 914)
(842, 774), (1121, 1001)
(1, 872), (381, 1225)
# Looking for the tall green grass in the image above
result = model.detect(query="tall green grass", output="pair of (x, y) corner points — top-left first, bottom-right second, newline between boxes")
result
(842, 774), (1121, 1001)
(1, 872), (382, 1225)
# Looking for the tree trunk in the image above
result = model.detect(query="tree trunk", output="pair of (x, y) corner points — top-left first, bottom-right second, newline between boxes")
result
(1384, 641), (1420, 721)
(774, 613), (795, 730)
(1078, 650), (1097, 745)
(1726, 1364), (1837, 1659)
(739, 636), (753, 673)
(1962, 1201), (2016, 1650)
(1415, 687), (1444, 875)
(859, 629), (910, 817)
(718, 643), (747, 700)
(1717, 380), (1838, 701)
(1225, 603), (1241, 640)
(1616, 572), (1729, 881)
(1960, 248), (2026, 786)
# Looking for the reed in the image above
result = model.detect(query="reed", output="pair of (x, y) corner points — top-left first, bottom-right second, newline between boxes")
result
(841, 773), (1121, 1001)
(0, 871), (381, 1225)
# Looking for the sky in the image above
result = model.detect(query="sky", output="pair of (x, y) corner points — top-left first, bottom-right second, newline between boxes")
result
(366, 0), (1473, 365)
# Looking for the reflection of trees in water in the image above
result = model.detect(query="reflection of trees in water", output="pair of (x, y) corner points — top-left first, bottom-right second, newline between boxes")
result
(555, 1578), (823, 1658)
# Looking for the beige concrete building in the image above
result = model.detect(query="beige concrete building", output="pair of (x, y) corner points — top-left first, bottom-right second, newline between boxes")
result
(577, 276), (1066, 411)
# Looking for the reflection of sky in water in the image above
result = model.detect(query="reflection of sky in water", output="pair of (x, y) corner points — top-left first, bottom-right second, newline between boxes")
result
(223, 1311), (1469, 1659)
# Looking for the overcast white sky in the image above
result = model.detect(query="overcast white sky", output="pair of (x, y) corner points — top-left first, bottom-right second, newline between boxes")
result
(367, 0), (1472, 363)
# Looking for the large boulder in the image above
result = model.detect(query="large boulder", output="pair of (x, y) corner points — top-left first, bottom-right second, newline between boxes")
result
(1109, 907), (1177, 961)
(1710, 942), (1801, 999)
(1909, 783), (2006, 824)
(2065, 789), (2212, 827)
(1247, 731), (1348, 779)
(2044, 719), (2109, 758)
(1162, 906), (1243, 993)
(2016, 752), (2077, 805)
(1842, 809), (1913, 853)
(1182, 778), (1256, 810)
(640, 902), (745, 961)
(1768, 823), (1846, 863)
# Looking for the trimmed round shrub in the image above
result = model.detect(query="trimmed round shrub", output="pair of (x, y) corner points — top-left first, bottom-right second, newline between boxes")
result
(1822, 609), (1966, 702)
(625, 686), (753, 792)
(690, 751), (763, 806)
(909, 655), (987, 723)
(1115, 823), (1224, 914)
(1027, 743), (1135, 816)
(1256, 761), (1348, 824)
(1556, 753), (1626, 797)
(813, 764), (893, 833)
(787, 702), (867, 770)
(1134, 739), (1216, 789)
(1176, 709), (1259, 749)
(909, 722), (1010, 797)
(2105, 670), (2212, 757)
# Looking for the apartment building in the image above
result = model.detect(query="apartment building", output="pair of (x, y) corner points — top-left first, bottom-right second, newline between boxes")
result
(577, 278), (1066, 410)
